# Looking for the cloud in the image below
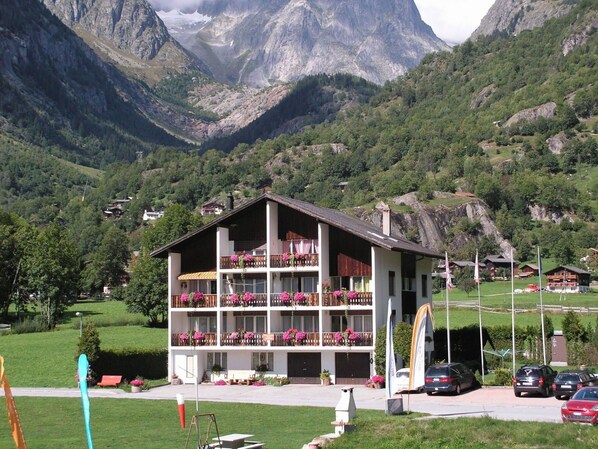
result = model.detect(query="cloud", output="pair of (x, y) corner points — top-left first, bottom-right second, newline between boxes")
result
(148, 0), (202, 12)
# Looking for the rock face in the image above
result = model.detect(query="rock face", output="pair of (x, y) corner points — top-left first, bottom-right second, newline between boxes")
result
(42, 0), (205, 83)
(471, 0), (576, 39)
(365, 193), (514, 257)
(153, 0), (449, 87)
(503, 102), (557, 128)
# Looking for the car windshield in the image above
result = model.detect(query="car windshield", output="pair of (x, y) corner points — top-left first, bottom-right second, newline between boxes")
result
(572, 389), (598, 400)
(557, 374), (579, 382)
(427, 367), (448, 377)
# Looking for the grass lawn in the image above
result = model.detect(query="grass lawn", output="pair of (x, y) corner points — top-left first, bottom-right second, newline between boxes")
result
(3, 398), (598, 449)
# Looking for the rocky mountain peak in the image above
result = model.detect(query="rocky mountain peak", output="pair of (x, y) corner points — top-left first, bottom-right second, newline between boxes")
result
(154, 0), (449, 87)
(471, 0), (578, 39)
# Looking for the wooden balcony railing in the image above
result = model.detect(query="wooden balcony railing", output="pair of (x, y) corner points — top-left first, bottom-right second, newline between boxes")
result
(322, 292), (373, 306)
(171, 294), (218, 308)
(322, 331), (373, 347)
(220, 255), (267, 269)
(270, 292), (319, 307)
(171, 332), (217, 346)
(220, 293), (268, 307)
(270, 332), (320, 346)
(221, 332), (264, 346)
(270, 253), (319, 268)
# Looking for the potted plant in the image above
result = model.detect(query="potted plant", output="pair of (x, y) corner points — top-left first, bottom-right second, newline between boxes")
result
(320, 369), (331, 386)
(211, 363), (223, 382)
(171, 373), (182, 385)
(130, 377), (144, 393)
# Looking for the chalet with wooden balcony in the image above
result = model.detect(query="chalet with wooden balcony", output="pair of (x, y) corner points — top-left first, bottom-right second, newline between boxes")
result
(544, 265), (591, 293)
(151, 192), (440, 385)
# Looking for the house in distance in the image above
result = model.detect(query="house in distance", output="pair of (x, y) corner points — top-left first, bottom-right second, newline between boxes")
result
(151, 192), (440, 385)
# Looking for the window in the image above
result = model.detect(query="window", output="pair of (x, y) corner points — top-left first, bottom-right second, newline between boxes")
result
(331, 315), (371, 332)
(389, 271), (396, 296)
(421, 274), (428, 298)
(207, 352), (227, 370)
(189, 316), (217, 333)
(282, 314), (319, 332)
(239, 277), (266, 293)
(282, 276), (318, 292)
(352, 276), (371, 292)
(235, 315), (266, 333)
(251, 352), (274, 371)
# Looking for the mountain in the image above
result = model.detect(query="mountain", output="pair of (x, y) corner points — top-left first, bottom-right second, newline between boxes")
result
(41, 0), (208, 84)
(151, 0), (450, 87)
(471, 0), (579, 39)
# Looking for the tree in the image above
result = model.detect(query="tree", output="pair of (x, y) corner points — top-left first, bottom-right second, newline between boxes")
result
(81, 226), (130, 295)
(0, 209), (28, 320)
(75, 320), (101, 363)
(562, 311), (586, 343)
(22, 222), (80, 328)
(394, 321), (413, 366)
(125, 205), (201, 325)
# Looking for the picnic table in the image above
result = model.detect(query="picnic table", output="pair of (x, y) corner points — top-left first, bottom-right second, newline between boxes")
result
(212, 433), (262, 449)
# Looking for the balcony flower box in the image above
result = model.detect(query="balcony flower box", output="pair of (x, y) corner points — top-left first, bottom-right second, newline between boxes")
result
(280, 291), (291, 305)
(180, 293), (190, 304)
(293, 292), (307, 304)
(192, 331), (205, 344)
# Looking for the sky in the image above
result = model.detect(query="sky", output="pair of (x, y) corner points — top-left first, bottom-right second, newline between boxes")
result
(149, 0), (496, 45)
(414, 0), (496, 44)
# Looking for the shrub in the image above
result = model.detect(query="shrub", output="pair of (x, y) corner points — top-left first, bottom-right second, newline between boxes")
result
(75, 320), (101, 363)
(492, 368), (513, 386)
(10, 316), (48, 334)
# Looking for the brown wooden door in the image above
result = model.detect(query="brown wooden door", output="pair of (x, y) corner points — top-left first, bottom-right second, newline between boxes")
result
(287, 353), (321, 384)
(335, 352), (370, 385)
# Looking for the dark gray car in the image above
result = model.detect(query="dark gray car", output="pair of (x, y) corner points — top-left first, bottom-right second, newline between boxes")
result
(424, 362), (477, 395)
(513, 365), (557, 397)
(552, 370), (596, 400)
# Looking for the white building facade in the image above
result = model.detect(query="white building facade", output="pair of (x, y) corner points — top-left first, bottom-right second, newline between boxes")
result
(152, 193), (439, 385)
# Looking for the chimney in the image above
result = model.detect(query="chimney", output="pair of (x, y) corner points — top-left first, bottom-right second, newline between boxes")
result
(226, 193), (234, 211)
(381, 203), (391, 236)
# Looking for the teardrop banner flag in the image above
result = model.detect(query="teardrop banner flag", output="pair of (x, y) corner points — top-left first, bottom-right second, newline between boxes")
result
(409, 303), (434, 392)
(0, 356), (28, 449)
(78, 354), (94, 449)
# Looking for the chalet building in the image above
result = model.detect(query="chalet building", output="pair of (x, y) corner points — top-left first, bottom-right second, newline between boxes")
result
(200, 200), (226, 216)
(483, 255), (519, 279)
(151, 193), (440, 385)
(448, 261), (487, 273)
(143, 209), (165, 221)
(519, 263), (539, 278)
(544, 265), (591, 293)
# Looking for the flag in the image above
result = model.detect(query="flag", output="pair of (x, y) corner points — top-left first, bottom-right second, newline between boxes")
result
(445, 252), (454, 289)
(1, 356), (28, 449)
(78, 354), (94, 449)
(409, 304), (434, 391)
(385, 298), (397, 400)
(474, 251), (480, 284)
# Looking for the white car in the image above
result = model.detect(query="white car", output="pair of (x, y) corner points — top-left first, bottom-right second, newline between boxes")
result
(395, 368), (423, 393)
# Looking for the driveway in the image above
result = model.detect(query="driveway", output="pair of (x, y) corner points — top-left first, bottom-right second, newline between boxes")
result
(6, 384), (562, 423)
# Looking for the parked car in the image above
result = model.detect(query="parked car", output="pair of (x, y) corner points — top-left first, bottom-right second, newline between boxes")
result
(561, 387), (598, 425)
(395, 368), (423, 393)
(513, 365), (558, 397)
(424, 362), (477, 395)
(553, 370), (596, 400)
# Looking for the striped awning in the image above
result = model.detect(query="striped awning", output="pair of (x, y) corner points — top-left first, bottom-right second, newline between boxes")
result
(177, 271), (217, 280)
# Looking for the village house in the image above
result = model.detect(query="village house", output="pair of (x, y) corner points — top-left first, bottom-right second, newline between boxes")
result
(544, 265), (591, 293)
(151, 193), (440, 385)
(483, 255), (519, 279)
(200, 200), (226, 216)
(518, 263), (539, 278)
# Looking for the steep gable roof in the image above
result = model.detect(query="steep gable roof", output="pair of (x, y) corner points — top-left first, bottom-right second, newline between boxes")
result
(151, 192), (441, 259)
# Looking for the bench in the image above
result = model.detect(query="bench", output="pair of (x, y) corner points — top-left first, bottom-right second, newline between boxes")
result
(96, 375), (122, 387)
(227, 370), (256, 385)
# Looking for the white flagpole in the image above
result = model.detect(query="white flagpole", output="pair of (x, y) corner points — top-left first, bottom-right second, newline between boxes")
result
(445, 252), (452, 364)
(511, 248), (516, 375)
(475, 251), (484, 384)
(537, 246), (547, 365)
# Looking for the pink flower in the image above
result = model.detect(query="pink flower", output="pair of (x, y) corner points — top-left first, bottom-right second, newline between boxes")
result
(242, 292), (255, 304)
(348, 332), (360, 341)
(130, 379), (144, 386)
(230, 254), (239, 263)
(295, 331), (307, 341)
(180, 332), (189, 341)
(347, 291), (359, 300)
(293, 292), (306, 303)
(244, 331), (254, 340)
(192, 331), (205, 340)
(214, 380), (227, 386)
(180, 293), (189, 303)
(280, 291), (291, 303)
(333, 290), (343, 298)
(243, 254), (254, 263)
(230, 293), (240, 305)
(193, 292), (204, 302)
(334, 331), (344, 342)
(282, 252), (291, 261)
(371, 375), (385, 384)
(230, 332), (240, 340)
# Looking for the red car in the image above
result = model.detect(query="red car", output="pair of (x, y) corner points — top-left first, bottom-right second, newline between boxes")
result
(561, 387), (598, 425)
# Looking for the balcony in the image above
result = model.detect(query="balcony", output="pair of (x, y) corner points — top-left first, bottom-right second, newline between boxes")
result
(270, 292), (319, 307)
(270, 253), (319, 268)
(171, 294), (218, 309)
(322, 292), (373, 306)
(171, 332), (217, 346)
(322, 331), (373, 346)
(220, 293), (268, 307)
(270, 331), (320, 346)
(221, 331), (264, 346)
(220, 255), (267, 269)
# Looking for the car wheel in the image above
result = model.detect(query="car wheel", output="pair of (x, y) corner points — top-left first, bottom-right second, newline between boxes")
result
(426, 391), (433, 396)
(515, 391), (521, 397)
(455, 383), (461, 395)
(555, 395), (561, 400)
